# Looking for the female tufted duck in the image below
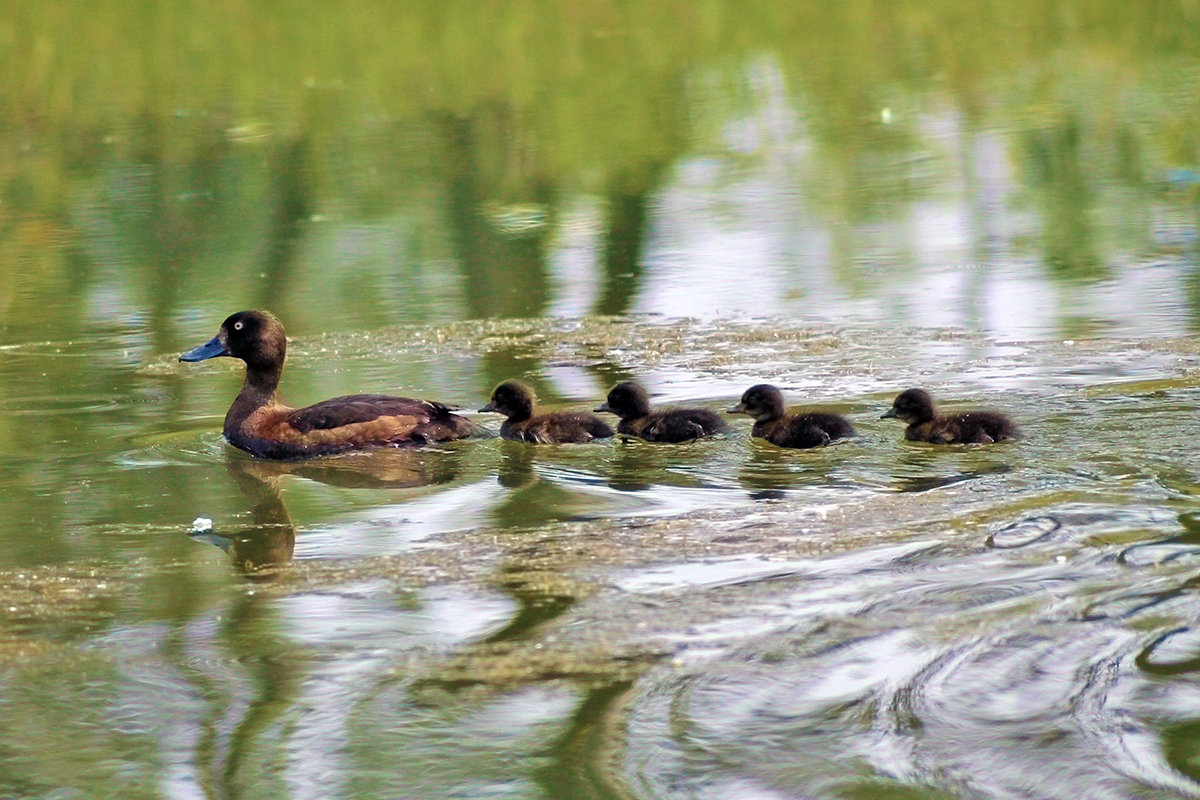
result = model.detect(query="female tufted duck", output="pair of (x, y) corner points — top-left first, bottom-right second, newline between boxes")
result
(179, 310), (478, 459)
(882, 388), (1019, 444)
(480, 380), (613, 443)
(727, 384), (855, 448)
(595, 381), (726, 443)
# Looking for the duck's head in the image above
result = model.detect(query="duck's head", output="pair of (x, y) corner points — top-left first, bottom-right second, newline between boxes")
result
(180, 310), (287, 372)
(727, 384), (785, 422)
(480, 380), (535, 420)
(882, 388), (934, 423)
(595, 381), (651, 420)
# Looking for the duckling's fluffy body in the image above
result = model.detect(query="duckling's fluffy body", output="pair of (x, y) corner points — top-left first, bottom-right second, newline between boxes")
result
(883, 388), (1019, 444)
(180, 311), (478, 459)
(596, 381), (726, 443)
(728, 384), (855, 449)
(481, 380), (614, 444)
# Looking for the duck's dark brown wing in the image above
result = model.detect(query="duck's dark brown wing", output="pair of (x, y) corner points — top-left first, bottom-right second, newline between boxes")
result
(507, 412), (614, 444)
(286, 394), (478, 443)
(802, 412), (856, 441)
(643, 409), (727, 442)
(764, 412), (855, 448)
(955, 411), (1020, 443)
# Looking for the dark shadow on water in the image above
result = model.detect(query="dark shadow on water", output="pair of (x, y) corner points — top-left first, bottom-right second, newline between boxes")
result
(890, 472), (988, 493)
(216, 592), (308, 798)
(256, 446), (463, 490)
(985, 516), (1063, 549)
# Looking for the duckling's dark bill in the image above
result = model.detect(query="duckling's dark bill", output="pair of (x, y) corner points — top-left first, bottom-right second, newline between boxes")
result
(179, 337), (229, 362)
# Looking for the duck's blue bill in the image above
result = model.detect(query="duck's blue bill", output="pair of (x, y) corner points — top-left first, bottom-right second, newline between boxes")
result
(179, 336), (228, 362)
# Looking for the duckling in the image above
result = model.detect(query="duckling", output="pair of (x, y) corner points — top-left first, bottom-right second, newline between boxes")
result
(480, 380), (614, 444)
(179, 310), (478, 459)
(727, 384), (855, 448)
(882, 388), (1019, 444)
(595, 381), (726, 443)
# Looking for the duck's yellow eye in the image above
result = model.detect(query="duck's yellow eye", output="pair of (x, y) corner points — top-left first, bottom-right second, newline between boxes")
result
(234, 321), (244, 331)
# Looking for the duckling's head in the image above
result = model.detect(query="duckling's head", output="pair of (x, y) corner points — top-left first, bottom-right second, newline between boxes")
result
(180, 310), (287, 372)
(727, 384), (786, 422)
(595, 381), (652, 420)
(882, 388), (935, 424)
(480, 380), (535, 421)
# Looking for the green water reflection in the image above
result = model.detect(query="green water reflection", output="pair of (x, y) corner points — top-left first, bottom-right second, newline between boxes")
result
(3, 2), (1200, 337)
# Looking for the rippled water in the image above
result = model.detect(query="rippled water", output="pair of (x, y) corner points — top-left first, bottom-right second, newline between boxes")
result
(6, 318), (1200, 799)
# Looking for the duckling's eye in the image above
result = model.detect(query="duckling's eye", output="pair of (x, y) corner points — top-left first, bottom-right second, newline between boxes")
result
(233, 321), (244, 331)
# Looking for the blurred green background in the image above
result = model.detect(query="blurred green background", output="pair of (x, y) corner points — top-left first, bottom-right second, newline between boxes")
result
(3, 1), (1199, 344)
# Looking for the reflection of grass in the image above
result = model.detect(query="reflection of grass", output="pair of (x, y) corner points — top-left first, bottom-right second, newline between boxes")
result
(0, 2), (1194, 321)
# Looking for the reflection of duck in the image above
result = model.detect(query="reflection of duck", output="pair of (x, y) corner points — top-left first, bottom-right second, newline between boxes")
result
(245, 445), (464, 489)
(482, 560), (579, 644)
(480, 380), (613, 444)
(882, 388), (1019, 444)
(888, 447), (1012, 493)
(728, 384), (855, 448)
(735, 442), (851, 499)
(189, 458), (297, 580)
(607, 437), (712, 493)
(194, 449), (463, 577)
(736, 445), (797, 500)
(490, 443), (592, 527)
(595, 381), (725, 442)
(179, 310), (480, 458)
(496, 445), (538, 489)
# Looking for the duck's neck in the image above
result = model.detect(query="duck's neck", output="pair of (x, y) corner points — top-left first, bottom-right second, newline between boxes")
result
(224, 365), (283, 436)
(623, 403), (650, 421)
(245, 363), (282, 397)
(507, 406), (533, 423)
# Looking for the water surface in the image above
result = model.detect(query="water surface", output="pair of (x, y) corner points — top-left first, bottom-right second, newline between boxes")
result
(3, 4), (1200, 799)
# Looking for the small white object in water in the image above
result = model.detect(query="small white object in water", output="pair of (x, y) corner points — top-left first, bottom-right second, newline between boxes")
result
(190, 517), (213, 533)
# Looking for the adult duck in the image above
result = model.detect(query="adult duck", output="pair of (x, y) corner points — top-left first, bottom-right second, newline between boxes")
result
(180, 310), (478, 458)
